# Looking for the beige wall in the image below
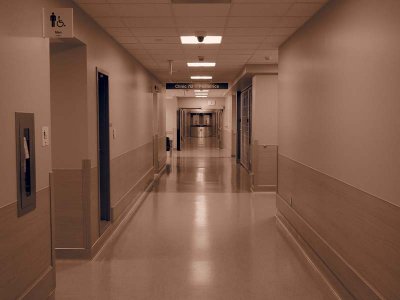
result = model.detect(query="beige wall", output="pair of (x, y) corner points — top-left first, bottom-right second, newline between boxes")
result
(278, 1), (400, 298)
(50, 42), (88, 170)
(0, 1), (55, 298)
(279, 0), (400, 207)
(0, 5), (52, 208)
(252, 75), (278, 146)
(0, 0), (165, 285)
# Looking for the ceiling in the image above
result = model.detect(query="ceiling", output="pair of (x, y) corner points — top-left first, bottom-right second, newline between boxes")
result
(73, 0), (328, 86)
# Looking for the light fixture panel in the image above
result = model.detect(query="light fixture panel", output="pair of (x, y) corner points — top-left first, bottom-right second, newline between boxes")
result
(187, 62), (216, 67)
(180, 36), (222, 45)
(191, 76), (212, 80)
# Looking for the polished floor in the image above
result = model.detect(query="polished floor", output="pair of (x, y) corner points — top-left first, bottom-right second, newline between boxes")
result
(56, 138), (335, 299)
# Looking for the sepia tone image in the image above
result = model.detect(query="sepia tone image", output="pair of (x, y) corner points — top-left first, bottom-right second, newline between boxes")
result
(1, 0), (399, 299)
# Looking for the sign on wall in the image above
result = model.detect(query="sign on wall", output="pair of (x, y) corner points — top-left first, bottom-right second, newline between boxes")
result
(43, 8), (74, 38)
(166, 83), (229, 90)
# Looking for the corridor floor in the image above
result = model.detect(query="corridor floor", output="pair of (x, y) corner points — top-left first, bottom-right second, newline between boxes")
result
(56, 138), (336, 300)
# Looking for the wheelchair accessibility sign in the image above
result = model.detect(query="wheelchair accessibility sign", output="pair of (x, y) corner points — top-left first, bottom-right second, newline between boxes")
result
(43, 8), (73, 38)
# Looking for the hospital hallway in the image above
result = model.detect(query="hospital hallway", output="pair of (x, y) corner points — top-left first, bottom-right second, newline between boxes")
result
(55, 138), (335, 300)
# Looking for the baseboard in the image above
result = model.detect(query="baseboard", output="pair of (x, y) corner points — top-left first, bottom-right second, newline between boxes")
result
(276, 194), (382, 300)
(20, 266), (55, 300)
(155, 162), (167, 180)
(56, 168), (155, 260)
(92, 176), (156, 260)
(251, 184), (276, 192)
(112, 167), (154, 221)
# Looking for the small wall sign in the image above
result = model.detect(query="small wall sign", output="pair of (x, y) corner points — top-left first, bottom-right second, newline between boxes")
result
(43, 8), (74, 38)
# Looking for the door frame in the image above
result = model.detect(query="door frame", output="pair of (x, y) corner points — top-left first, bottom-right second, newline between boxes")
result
(96, 67), (111, 234)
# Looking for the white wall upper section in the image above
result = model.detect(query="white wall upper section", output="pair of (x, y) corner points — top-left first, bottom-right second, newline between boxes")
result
(69, 2), (159, 162)
(279, 0), (400, 206)
(252, 75), (278, 145)
(0, 1), (52, 207)
(0, 0), (162, 205)
(178, 97), (225, 110)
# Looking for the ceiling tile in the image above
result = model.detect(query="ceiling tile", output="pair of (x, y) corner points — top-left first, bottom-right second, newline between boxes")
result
(278, 16), (308, 27)
(220, 43), (260, 50)
(147, 49), (184, 55)
(229, 3), (292, 16)
(182, 44), (220, 50)
(264, 35), (288, 44)
(115, 36), (139, 43)
(121, 43), (143, 50)
(224, 27), (273, 36)
(175, 17), (226, 27)
(223, 36), (265, 43)
(217, 54), (251, 62)
(226, 17), (280, 27)
(130, 28), (179, 36)
(110, 4), (172, 17)
(95, 17), (124, 27)
(75, 0), (107, 3)
(106, 27), (132, 37)
(178, 28), (225, 36)
(108, 0), (169, 3)
(218, 49), (254, 55)
(232, 0), (295, 2)
(286, 3), (324, 16)
(122, 17), (176, 27)
(79, 4), (114, 17)
(270, 27), (297, 35)
(138, 36), (180, 44)
(143, 43), (182, 50)
(172, 4), (231, 16)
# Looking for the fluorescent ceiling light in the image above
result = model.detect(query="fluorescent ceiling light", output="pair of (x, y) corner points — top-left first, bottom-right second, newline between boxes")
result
(187, 62), (216, 67)
(196, 96), (208, 98)
(180, 36), (222, 44)
(191, 76), (212, 80)
(195, 93), (209, 96)
(194, 90), (209, 92)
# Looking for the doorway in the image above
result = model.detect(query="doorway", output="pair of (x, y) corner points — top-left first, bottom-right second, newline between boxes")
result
(97, 69), (111, 231)
(239, 87), (252, 171)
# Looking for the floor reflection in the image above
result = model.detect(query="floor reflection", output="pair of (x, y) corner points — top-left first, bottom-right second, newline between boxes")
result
(55, 137), (336, 300)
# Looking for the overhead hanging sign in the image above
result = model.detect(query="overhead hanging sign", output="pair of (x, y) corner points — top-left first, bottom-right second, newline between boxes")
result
(43, 8), (74, 38)
(166, 83), (229, 90)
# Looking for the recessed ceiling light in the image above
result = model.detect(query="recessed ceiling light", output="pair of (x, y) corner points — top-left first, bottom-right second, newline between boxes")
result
(181, 36), (222, 45)
(191, 76), (212, 80)
(196, 95), (208, 98)
(187, 62), (216, 67)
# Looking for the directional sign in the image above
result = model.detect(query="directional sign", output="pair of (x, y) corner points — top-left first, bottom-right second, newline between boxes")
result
(43, 8), (74, 38)
(166, 83), (229, 90)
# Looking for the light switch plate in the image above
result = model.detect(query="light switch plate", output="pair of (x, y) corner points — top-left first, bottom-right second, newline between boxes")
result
(42, 126), (49, 147)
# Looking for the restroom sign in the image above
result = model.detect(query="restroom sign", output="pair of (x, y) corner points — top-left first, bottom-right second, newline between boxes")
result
(43, 8), (74, 38)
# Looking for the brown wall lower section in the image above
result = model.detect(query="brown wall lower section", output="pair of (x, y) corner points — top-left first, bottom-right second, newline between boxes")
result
(157, 135), (167, 173)
(0, 188), (55, 299)
(110, 142), (153, 206)
(55, 142), (155, 259)
(277, 154), (400, 299)
(251, 143), (277, 192)
(53, 169), (85, 248)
